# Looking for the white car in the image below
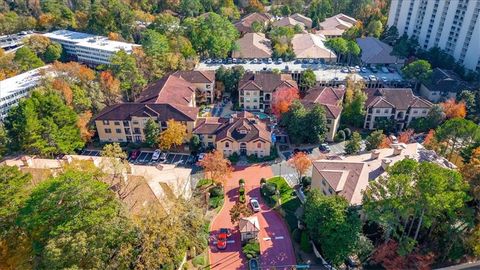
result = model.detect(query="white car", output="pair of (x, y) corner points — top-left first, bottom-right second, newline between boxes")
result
(197, 153), (206, 162)
(250, 199), (261, 212)
(152, 149), (161, 161)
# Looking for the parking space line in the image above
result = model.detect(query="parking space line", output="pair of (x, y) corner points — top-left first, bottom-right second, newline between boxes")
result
(274, 236), (284, 240)
(263, 237), (271, 241)
(226, 240), (235, 244)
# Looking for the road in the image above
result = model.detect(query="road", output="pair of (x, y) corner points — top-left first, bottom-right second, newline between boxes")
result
(209, 165), (296, 270)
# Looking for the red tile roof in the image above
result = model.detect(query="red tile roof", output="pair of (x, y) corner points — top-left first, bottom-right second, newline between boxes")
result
(239, 72), (298, 92)
(135, 75), (195, 106)
(301, 86), (346, 118)
(365, 88), (432, 110)
(93, 103), (198, 122)
(172, 70), (215, 84)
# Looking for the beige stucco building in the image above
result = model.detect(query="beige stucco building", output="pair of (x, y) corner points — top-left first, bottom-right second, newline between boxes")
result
(193, 112), (272, 157)
(172, 70), (216, 104)
(301, 86), (346, 142)
(363, 88), (432, 131)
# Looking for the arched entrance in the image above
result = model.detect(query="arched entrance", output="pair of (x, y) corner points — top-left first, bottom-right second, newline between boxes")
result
(240, 143), (247, 155)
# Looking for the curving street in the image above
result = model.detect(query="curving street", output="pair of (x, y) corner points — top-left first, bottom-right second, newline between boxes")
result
(208, 165), (296, 270)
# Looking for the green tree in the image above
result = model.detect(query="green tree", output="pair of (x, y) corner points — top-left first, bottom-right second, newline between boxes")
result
(0, 124), (8, 158)
(365, 130), (385, 151)
(281, 101), (328, 144)
(345, 131), (362, 155)
(149, 13), (182, 36)
(13, 46), (44, 72)
(16, 169), (136, 269)
(309, 0), (333, 27)
(179, 0), (204, 17)
(189, 134), (201, 152)
(144, 118), (160, 148)
(110, 50), (146, 101)
(304, 104), (327, 143)
(458, 90), (477, 120)
(325, 37), (348, 63)
(304, 190), (361, 266)
(402, 60), (432, 90)
(435, 118), (480, 159)
(43, 42), (62, 62)
(4, 91), (84, 157)
(341, 78), (367, 127)
(300, 68), (316, 93)
(183, 13), (239, 58)
(366, 20), (383, 38)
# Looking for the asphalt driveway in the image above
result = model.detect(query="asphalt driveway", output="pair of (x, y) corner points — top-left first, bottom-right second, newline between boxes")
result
(208, 165), (296, 269)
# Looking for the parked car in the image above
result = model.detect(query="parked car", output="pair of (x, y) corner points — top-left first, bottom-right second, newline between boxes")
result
(220, 228), (231, 237)
(308, 59), (314, 64)
(370, 66), (378, 73)
(152, 149), (161, 161)
(217, 229), (228, 250)
(197, 153), (206, 162)
(249, 258), (259, 270)
(369, 75), (377, 81)
(277, 58), (283, 64)
(205, 58), (212, 64)
(250, 198), (261, 212)
(360, 67), (368, 73)
(129, 150), (140, 160)
(348, 66), (355, 73)
(319, 143), (330, 152)
(387, 67), (396, 73)
(267, 58), (273, 64)
(159, 152), (167, 162)
(354, 65), (361, 72)
(381, 66), (389, 73)
(341, 67), (349, 73)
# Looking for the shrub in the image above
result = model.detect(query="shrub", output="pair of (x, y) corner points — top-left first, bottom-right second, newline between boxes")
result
(242, 240), (260, 259)
(300, 231), (312, 252)
(229, 152), (240, 163)
(209, 186), (223, 197)
(344, 128), (352, 139)
(239, 186), (245, 196)
(209, 196), (224, 209)
(239, 178), (245, 185)
(262, 182), (277, 197)
(239, 194), (246, 203)
(292, 228), (301, 243)
(335, 130), (346, 142)
(301, 176), (312, 189)
(192, 255), (205, 267)
(196, 179), (213, 188)
(260, 178), (266, 185)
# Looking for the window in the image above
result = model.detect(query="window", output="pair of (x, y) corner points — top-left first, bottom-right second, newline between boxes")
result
(206, 84), (211, 89)
(102, 120), (109, 125)
(384, 109), (389, 113)
(123, 121), (129, 126)
(114, 121), (120, 125)
(375, 109), (381, 113)
(422, 110), (427, 114)
(328, 187), (334, 194)
(225, 142), (230, 148)
(257, 142), (262, 148)
(134, 128), (141, 134)
(104, 128), (112, 134)
(322, 179), (326, 186)
(208, 135), (213, 139)
(413, 110), (418, 114)
(115, 128), (121, 133)
(326, 119), (332, 124)
(133, 121), (139, 125)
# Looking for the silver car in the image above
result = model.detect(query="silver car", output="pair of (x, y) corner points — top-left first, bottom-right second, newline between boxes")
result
(250, 199), (261, 212)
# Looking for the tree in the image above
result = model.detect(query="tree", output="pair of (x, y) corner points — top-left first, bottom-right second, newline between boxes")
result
(435, 118), (480, 160)
(460, 147), (480, 204)
(397, 129), (414, 144)
(198, 150), (233, 186)
(189, 134), (201, 153)
(288, 152), (312, 184)
(440, 98), (467, 119)
(100, 143), (133, 198)
(271, 87), (300, 117)
(157, 119), (187, 150)
(179, 0), (204, 17)
(23, 34), (51, 55)
(366, 19), (383, 38)
(246, 0), (265, 13)
(304, 190), (361, 267)
(144, 119), (160, 148)
(345, 132), (362, 154)
(4, 91), (84, 157)
(13, 46), (44, 72)
(229, 202), (254, 223)
(183, 13), (239, 58)
(409, 104), (445, 132)
(304, 104), (328, 143)
(458, 90), (477, 120)
(372, 240), (435, 270)
(300, 69), (316, 92)
(0, 125), (8, 158)
(281, 101), (328, 144)
(98, 71), (121, 106)
(16, 169), (136, 269)
(43, 42), (62, 62)
(366, 130), (386, 151)
(341, 77), (367, 127)
(110, 50), (146, 101)
(402, 60), (432, 90)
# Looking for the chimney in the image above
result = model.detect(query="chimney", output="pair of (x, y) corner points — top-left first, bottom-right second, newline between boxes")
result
(370, 150), (380, 159)
(381, 158), (392, 170)
(21, 156), (33, 167)
(392, 145), (403, 156)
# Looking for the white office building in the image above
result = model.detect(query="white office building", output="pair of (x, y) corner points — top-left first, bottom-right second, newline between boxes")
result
(387, 0), (480, 71)
(43, 30), (140, 66)
(0, 66), (50, 120)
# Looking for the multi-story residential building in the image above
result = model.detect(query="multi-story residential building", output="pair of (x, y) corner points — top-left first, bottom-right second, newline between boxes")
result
(238, 72), (298, 111)
(172, 70), (216, 104)
(43, 30), (140, 66)
(0, 65), (50, 121)
(311, 143), (455, 205)
(291, 33), (337, 62)
(93, 74), (198, 142)
(232, 33), (273, 60)
(301, 86), (346, 142)
(318, 13), (357, 38)
(234, 13), (272, 34)
(387, 0), (480, 71)
(193, 112), (272, 157)
(420, 68), (472, 102)
(363, 88), (433, 130)
(272, 13), (313, 29)
(0, 31), (33, 50)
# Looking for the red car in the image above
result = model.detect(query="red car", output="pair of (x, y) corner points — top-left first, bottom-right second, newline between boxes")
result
(129, 150), (140, 160)
(216, 228), (231, 250)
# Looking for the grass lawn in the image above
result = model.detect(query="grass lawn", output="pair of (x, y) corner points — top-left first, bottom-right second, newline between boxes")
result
(266, 177), (302, 232)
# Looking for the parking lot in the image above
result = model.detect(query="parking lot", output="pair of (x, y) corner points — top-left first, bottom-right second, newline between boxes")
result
(80, 149), (196, 167)
(81, 149), (101, 156)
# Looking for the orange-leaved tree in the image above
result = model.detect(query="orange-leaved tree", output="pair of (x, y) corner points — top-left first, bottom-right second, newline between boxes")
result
(288, 151), (312, 184)
(99, 71), (121, 106)
(271, 87), (300, 117)
(397, 129), (414, 143)
(440, 98), (466, 119)
(198, 150), (233, 186)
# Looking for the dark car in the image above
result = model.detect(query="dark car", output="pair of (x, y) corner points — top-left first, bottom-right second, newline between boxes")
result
(319, 143), (331, 152)
(129, 150), (140, 160)
(249, 258), (259, 270)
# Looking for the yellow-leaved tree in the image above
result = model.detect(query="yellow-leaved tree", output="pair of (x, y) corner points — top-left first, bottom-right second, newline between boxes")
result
(157, 119), (187, 150)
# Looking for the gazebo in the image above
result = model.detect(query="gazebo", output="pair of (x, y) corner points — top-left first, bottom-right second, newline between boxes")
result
(239, 216), (260, 242)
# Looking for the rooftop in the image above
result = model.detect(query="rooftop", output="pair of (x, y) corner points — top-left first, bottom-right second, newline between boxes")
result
(356, 37), (404, 65)
(422, 68), (473, 93)
(0, 65), (50, 100)
(44, 30), (139, 52)
(365, 88), (433, 110)
(239, 71), (298, 92)
(135, 74), (196, 106)
(232, 33), (272, 59)
(291, 33), (336, 59)
(301, 86), (346, 118)
(318, 13), (357, 36)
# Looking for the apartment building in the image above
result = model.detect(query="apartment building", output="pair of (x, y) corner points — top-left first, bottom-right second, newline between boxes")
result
(43, 30), (140, 66)
(364, 88), (433, 130)
(238, 72), (298, 111)
(318, 13), (357, 38)
(420, 68), (472, 102)
(172, 70), (216, 104)
(193, 112), (272, 157)
(93, 74), (198, 142)
(387, 0), (480, 71)
(301, 86), (346, 142)
(0, 66), (50, 121)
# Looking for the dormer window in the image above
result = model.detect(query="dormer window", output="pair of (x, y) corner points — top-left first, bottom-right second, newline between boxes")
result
(257, 142), (262, 148)
(239, 129), (248, 134)
(225, 142), (230, 148)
